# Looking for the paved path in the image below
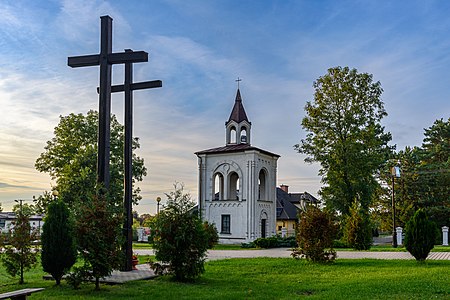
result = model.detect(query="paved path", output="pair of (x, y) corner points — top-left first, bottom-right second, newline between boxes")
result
(134, 248), (450, 260)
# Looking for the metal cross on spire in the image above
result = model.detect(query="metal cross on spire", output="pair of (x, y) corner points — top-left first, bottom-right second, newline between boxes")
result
(236, 77), (242, 89)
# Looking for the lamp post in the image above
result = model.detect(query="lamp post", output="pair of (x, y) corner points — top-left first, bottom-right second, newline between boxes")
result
(391, 164), (401, 248)
(52, 190), (59, 200)
(156, 197), (161, 215)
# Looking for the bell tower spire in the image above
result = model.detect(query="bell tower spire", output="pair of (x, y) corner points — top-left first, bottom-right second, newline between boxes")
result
(226, 85), (251, 145)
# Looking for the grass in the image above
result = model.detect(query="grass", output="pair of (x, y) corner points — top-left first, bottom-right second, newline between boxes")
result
(336, 245), (450, 252)
(0, 257), (448, 299)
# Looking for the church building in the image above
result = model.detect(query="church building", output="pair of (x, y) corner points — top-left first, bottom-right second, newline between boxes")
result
(195, 88), (280, 244)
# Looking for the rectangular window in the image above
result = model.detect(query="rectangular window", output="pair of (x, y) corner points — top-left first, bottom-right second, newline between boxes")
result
(221, 215), (231, 234)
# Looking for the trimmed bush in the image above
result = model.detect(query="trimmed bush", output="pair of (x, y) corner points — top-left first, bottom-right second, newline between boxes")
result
(292, 206), (337, 263)
(404, 209), (437, 261)
(253, 236), (297, 248)
(203, 221), (219, 249)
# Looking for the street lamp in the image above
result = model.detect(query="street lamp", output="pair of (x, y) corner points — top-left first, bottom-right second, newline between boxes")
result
(156, 197), (161, 215)
(391, 163), (401, 248)
(52, 190), (59, 200)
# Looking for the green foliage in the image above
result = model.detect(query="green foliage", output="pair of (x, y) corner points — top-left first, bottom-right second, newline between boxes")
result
(295, 66), (393, 215)
(203, 221), (219, 249)
(292, 206), (337, 263)
(41, 199), (77, 285)
(74, 193), (123, 290)
(253, 236), (297, 248)
(35, 110), (147, 209)
(374, 119), (450, 232)
(150, 184), (209, 282)
(404, 209), (437, 261)
(343, 201), (372, 250)
(0, 210), (39, 284)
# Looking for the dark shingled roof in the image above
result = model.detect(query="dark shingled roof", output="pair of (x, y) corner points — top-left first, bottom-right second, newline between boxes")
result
(276, 188), (299, 220)
(226, 89), (250, 124)
(195, 143), (280, 158)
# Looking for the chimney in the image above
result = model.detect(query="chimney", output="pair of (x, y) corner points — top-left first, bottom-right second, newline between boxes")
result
(280, 184), (289, 193)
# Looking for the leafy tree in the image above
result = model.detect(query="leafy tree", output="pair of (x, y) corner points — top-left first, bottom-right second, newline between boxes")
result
(343, 201), (372, 250)
(292, 206), (337, 263)
(404, 209), (437, 261)
(150, 184), (209, 282)
(32, 191), (54, 215)
(41, 199), (77, 285)
(1, 209), (39, 284)
(0, 202), (2, 212)
(74, 192), (123, 290)
(295, 66), (393, 215)
(35, 110), (147, 208)
(203, 221), (219, 249)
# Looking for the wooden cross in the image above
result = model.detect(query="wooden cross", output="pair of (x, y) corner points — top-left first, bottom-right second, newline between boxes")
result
(67, 15), (148, 189)
(108, 49), (162, 271)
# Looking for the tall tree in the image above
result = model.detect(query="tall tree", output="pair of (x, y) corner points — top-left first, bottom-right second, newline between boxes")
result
(295, 66), (393, 215)
(35, 110), (147, 208)
(418, 118), (450, 227)
(41, 199), (77, 285)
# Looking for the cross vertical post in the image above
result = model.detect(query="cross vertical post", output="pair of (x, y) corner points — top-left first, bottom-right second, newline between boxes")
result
(123, 49), (134, 271)
(98, 15), (113, 189)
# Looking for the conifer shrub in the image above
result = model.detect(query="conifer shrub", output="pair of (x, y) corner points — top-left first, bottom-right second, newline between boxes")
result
(343, 201), (372, 250)
(41, 199), (77, 285)
(404, 209), (437, 261)
(292, 206), (337, 263)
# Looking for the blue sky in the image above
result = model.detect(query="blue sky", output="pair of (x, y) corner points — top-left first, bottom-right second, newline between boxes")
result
(1, 0), (449, 214)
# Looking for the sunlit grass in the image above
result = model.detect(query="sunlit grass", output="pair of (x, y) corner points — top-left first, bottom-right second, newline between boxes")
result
(0, 256), (448, 299)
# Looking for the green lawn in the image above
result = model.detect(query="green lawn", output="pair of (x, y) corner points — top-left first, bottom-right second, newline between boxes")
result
(1, 257), (448, 299)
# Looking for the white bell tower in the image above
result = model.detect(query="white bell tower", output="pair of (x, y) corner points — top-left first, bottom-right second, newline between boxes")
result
(196, 88), (280, 244)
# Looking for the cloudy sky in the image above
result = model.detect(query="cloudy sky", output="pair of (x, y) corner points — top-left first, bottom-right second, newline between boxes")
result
(1, 0), (449, 214)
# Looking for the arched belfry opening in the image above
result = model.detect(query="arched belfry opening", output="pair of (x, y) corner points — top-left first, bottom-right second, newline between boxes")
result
(228, 172), (240, 200)
(213, 173), (224, 200)
(258, 169), (268, 200)
(225, 89), (251, 145)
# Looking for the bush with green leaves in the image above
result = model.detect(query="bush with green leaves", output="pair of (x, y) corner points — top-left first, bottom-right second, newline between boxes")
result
(343, 201), (372, 250)
(203, 221), (219, 249)
(404, 209), (437, 261)
(74, 192), (123, 290)
(253, 236), (297, 248)
(41, 199), (77, 285)
(292, 206), (337, 263)
(150, 184), (209, 282)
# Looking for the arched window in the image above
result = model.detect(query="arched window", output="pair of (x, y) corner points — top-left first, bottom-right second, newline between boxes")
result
(228, 172), (239, 200)
(240, 127), (247, 143)
(213, 173), (224, 200)
(229, 126), (237, 144)
(258, 169), (267, 200)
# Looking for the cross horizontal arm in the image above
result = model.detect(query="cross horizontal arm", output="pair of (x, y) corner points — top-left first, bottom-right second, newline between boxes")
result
(108, 51), (148, 64)
(68, 54), (100, 68)
(97, 80), (162, 93)
(68, 51), (148, 68)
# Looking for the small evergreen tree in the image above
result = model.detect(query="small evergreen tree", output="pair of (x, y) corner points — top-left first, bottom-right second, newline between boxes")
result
(404, 209), (437, 261)
(203, 221), (219, 249)
(41, 199), (77, 285)
(292, 206), (337, 263)
(150, 183), (209, 281)
(1, 209), (39, 284)
(343, 201), (372, 250)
